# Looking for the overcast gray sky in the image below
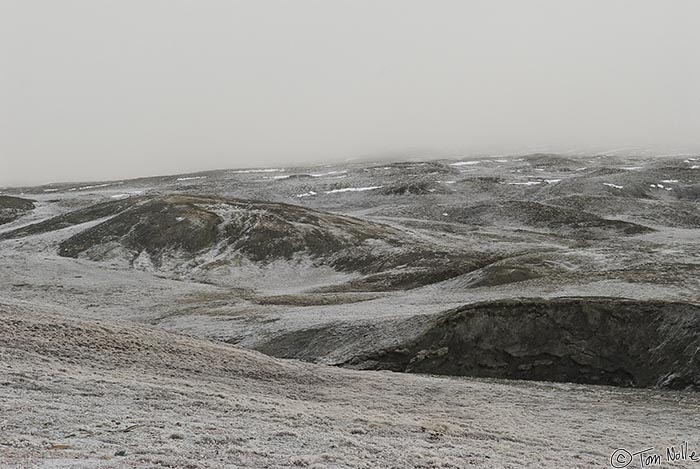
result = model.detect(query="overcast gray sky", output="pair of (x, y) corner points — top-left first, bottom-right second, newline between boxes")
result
(1, 1), (699, 186)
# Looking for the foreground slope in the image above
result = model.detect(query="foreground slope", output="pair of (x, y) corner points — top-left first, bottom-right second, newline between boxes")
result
(2, 305), (700, 468)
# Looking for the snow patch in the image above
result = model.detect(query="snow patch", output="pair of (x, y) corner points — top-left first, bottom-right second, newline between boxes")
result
(325, 186), (383, 194)
(296, 191), (317, 198)
(232, 168), (285, 174)
(77, 183), (120, 191)
(450, 161), (481, 166)
(603, 183), (623, 189)
(176, 176), (207, 181)
(111, 191), (143, 199)
(310, 170), (347, 177)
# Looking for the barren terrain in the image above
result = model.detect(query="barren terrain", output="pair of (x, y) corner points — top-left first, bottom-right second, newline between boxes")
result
(2, 153), (700, 467)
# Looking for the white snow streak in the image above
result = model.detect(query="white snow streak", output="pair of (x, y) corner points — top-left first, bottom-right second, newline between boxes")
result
(77, 183), (120, 191)
(310, 170), (347, 177)
(325, 186), (383, 194)
(449, 161), (481, 166)
(232, 168), (285, 174)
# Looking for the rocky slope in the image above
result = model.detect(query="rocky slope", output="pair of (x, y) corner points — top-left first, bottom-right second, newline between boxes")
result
(0, 195), (35, 225)
(344, 297), (700, 389)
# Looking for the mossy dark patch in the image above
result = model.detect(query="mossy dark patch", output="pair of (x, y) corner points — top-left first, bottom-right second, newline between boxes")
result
(462, 265), (539, 288)
(584, 167), (629, 177)
(58, 197), (221, 266)
(0, 198), (134, 238)
(316, 258), (491, 292)
(645, 166), (700, 184)
(546, 194), (700, 228)
(0, 196), (35, 225)
(253, 293), (380, 306)
(522, 153), (578, 168)
(383, 161), (454, 173)
(448, 200), (653, 237)
(381, 180), (438, 196)
(673, 184), (700, 202)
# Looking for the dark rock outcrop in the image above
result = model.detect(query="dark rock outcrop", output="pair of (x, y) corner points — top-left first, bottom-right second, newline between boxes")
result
(346, 297), (700, 389)
(0, 195), (35, 225)
(0, 197), (132, 238)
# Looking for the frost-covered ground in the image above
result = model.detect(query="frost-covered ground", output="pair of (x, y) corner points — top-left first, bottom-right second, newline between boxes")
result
(2, 153), (700, 467)
(3, 306), (700, 469)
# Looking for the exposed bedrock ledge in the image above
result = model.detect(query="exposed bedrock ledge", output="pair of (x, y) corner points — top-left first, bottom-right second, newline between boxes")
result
(0, 195), (35, 225)
(342, 297), (700, 390)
